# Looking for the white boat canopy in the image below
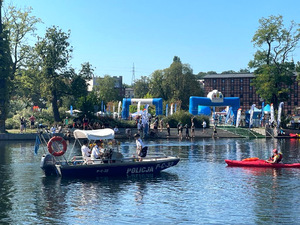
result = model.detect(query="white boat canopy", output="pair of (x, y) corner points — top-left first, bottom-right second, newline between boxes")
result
(73, 128), (115, 140)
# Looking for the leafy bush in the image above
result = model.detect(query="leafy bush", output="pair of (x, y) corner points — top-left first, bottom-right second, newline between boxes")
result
(164, 111), (210, 128)
(5, 118), (19, 129)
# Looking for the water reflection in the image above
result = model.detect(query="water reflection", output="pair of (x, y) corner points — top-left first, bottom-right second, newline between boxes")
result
(1, 139), (300, 224)
(0, 143), (13, 225)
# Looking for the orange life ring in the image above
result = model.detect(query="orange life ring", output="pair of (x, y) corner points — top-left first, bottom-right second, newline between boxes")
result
(47, 136), (67, 156)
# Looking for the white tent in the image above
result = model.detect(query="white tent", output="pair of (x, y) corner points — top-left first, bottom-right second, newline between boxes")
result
(65, 109), (82, 115)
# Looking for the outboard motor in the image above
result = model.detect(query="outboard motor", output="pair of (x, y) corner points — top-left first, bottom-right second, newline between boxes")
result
(40, 154), (58, 176)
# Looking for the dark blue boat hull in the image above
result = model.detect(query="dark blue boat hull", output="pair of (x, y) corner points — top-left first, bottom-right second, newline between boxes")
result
(42, 155), (180, 178)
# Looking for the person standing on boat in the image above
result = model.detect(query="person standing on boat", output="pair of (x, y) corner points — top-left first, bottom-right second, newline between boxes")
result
(91, 140), (104, 160)
(81, 139), (91, 162)
(134, 133), (147, 161)
(266, 149), (282, 164)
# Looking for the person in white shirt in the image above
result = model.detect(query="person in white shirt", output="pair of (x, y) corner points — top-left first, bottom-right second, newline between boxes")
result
(202, 121), (207, 133)
(113, 126), (119, 133)
(81, 140), (91, 162)
(134, 133), (147, 161)
(91, 140), (104, 160)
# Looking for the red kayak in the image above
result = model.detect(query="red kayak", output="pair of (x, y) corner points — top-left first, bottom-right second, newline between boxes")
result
(289, 133), (298, 138)
(225, 159), (300, 168)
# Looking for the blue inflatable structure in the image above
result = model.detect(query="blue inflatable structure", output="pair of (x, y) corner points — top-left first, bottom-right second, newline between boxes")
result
(189, 96), (240, 120)
(122, 98), (163, 119)
(197, 106), (211, 116)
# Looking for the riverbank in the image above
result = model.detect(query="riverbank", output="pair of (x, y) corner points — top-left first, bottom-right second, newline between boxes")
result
(0, 127), (242, 140)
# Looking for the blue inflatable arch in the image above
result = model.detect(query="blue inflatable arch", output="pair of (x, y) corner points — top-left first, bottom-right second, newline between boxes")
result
(189, 96), (240, 119)
(122, 98), (163, 119)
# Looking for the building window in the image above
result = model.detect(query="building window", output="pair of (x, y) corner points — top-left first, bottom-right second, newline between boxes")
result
(295, 102), (298, 106)
(231, 79), (234, 83)
(222, 87), (225, 91)
(240, 79), (243, 82)
(222, 79), (225, 83)
(240, 94), (243, 98)
(213, 79), (216, 83)
(250, 86), (252, 90)
(288, 101), (291, 106)
(240, 86), (243, 90)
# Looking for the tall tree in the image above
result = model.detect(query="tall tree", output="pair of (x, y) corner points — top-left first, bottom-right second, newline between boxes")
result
(35, 26), (73, 122)
(3, 4), (41, 76)
(71, 63), (93, 99)
(149, 56), (203, 109)
(249, 15), (300, 108)
(0, 0), (13, 132)
(133, 75), (150, 98)
(94, 75), (121, 104)
(149, 70), (169, 100)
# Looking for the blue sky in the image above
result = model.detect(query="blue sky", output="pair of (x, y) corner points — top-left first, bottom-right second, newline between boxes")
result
(8, 0), (300, 84)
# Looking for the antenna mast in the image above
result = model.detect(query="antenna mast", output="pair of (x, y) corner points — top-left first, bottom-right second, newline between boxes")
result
(131, 63), (135, 86)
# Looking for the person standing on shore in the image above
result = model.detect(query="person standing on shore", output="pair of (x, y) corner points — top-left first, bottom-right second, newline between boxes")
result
(179, 123), (183, 140)
(159, 119), (163, 132)
(166, 123), (170, 137)
(185, 124), (190, 139)
(20, 117), (25, 133)
(202, 120), (207, 133)
(212, 124), (218, 138)
(82, 115), (89, 130)
(64, 117), (69, 128)
(177, 122), (181, 135)
(29, 115), (36, 129)
(191, 122), (195, 137)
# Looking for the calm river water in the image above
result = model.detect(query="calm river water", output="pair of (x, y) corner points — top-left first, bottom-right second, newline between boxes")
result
(1, 138), (300, 224)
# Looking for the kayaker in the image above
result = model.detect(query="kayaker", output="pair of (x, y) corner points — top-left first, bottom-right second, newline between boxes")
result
(266, 149), (282, 164)
(134, 133), (148, 161)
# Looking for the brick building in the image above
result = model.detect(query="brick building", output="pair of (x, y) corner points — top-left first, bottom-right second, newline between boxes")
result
(203, 73), (299, 115)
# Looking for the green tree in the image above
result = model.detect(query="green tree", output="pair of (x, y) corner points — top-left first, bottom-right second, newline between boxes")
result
(238, 68), (250, 73)
(13, 47), (43, 106)
(94, 75), (121, 104)
(149, 56), (203, 109)
(0, 0), (13, 132)
(3, 4), (41, 76)
(221, 70), (236, 74)
(249, 15), (300, 108)
(206, 71), (217, 74)
(35, 26), (73, 122)
(149, 69), (169, 100)
(133, 75), (150, 98)
(70, 62), (93, 99)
